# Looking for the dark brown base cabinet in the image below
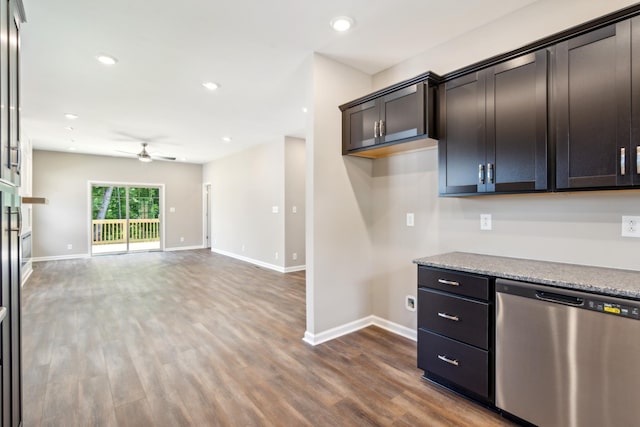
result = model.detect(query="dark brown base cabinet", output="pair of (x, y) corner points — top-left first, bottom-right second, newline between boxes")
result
(417, 266), (494, 404)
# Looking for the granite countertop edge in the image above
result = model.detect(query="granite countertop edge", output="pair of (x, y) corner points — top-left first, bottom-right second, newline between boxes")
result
(413, 252), (640, 300)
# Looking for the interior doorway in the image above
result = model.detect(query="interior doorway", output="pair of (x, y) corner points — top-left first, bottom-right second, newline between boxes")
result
(204, 183), (211, 248)
(91, 184), (163, 255)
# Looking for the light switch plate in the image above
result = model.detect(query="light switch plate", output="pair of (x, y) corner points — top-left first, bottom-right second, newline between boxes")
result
(480, 214), (492, 230)
(272, 206), (279, 214)
(406, 213), (415, 227)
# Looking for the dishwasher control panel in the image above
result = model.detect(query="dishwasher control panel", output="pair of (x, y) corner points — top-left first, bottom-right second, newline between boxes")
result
(586, 299), (640, 319)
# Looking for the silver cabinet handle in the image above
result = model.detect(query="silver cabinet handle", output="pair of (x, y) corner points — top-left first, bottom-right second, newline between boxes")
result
(637, 146), (640, 175)
(437, 355), (459, 366)
(379, 120), (385, 136)
(438, 279), (459, 287)
(437, 312), (460, 321)
(621, 147), (626, 176)
(0, 307), (6, 323)
(374, 120), (380, 138)
(478, 164), (485, 184)
(487, 163), (494, 184)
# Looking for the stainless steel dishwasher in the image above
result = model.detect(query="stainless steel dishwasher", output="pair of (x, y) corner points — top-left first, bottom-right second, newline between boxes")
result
(495, 278), (640, 427)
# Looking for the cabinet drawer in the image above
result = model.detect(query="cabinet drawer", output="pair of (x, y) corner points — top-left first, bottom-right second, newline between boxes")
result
(418, 329), (489, 399)
(418, 288), (489, 349)
(418, 266), (489, 300)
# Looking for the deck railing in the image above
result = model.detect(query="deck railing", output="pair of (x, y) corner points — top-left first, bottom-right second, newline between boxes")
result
(92, 219), (160, 245)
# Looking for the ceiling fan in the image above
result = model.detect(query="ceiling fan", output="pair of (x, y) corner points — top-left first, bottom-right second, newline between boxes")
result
(117, 142), (176, 162)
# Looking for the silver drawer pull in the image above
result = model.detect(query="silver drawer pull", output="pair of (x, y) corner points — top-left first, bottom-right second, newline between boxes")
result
(437, 355), (459, 366)
(621, 147), (626, 176)
(437, 312), (460, 321)
(637, 146), (640, 175)
(438, 279), (460, 287)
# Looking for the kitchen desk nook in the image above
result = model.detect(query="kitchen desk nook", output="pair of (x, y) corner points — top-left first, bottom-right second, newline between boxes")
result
(414, 252), (640, 427)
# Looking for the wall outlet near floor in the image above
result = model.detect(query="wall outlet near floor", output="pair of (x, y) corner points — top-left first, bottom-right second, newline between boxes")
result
(180, 237), (184, 242)
(275, 252), (279, 260)
(272, 206), (279, 214)
(406, 212), (415, 227)
(67, 244), (73, 250)
(622, 216), (640, 237)
(241, 244), (245, 252)
(292, 252), (297, 261)
(406, 295), (416, 312)
(292, 206), (297, 214)
(480, 214), (492, 230)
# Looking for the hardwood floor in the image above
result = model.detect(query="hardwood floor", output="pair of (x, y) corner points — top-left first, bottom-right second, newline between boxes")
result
(23, 250), (512, 426)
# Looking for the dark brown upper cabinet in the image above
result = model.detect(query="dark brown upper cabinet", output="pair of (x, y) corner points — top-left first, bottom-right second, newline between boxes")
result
(340, 73), (441, 159)
(439, 50), (548, 195)
(555, 21), (635, 190)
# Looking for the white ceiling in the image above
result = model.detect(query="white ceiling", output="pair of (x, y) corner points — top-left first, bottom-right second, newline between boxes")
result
(21, 0), (538, 164)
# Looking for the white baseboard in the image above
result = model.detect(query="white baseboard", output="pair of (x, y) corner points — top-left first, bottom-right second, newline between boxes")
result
(21, 265), (33, 286)
(302, 315), (416, 346)
(33, 253), (90, 262)
(284, 265), (306, 273)
(211, 248), (301, 273)
(164, 245), (204, 252)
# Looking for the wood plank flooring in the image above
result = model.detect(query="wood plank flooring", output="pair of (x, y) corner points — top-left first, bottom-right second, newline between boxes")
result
(23, 250), (513, 426)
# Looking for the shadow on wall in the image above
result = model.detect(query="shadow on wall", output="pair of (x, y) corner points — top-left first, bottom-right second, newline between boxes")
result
(344, 155), (375, 228)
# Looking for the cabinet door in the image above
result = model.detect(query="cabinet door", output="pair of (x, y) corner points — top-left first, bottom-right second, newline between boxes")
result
(486, 50), (548, 192)
(631, 17), (640, 184)
(438, 72), (486, 195)
(379, 84), (425, 144)
(0, 0), (8, 187)
(342, 100), (378, 153)
(555, 22), (631, 189)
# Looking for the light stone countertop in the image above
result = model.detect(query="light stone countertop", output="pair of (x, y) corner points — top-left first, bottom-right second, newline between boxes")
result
(413, 252), (640, 300)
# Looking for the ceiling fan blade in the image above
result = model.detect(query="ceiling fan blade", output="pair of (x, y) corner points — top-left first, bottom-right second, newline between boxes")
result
(153, 155), (176, 161)
(115, 150), (138, 155)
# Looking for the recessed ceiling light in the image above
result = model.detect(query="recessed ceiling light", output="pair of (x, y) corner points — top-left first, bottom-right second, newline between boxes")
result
(96, 54), (118, 65)
(68, 147), (76, 151)
(203, 82), (220, 91)
(302, 107), (308, 113)
(64, 113), (79, 120)
(330, 16), (354, 32)
(180, 157), (187, 162)
(222, 136), (232, 143)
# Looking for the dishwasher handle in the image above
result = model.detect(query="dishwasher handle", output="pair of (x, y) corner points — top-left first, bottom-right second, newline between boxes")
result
(535, 291), (584, 307)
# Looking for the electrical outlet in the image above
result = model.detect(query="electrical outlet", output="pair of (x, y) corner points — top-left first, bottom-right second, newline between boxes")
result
(292, 252), (297, 260)
(480, 214), (492, 230)
(622, 216), (640, 237)
(275, 252), (279, 260)
(292, 206), (297, 214)
(67, 244), (73, 250)
(406, 295), (416, 312)
(272, 206), (279, 214)
(406, 212), (415, 227)
(180, 237), (184, 242)
(241, 244), (245, 252)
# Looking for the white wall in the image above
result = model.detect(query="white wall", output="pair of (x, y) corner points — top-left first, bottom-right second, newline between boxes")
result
(204, 140), (285, 269)
(32, 150), (203, 258)
(284, 136), (306, 268)
(305, 54), (374, 337)
(203, 137), (306, 272)
(367, 0), (640, 330)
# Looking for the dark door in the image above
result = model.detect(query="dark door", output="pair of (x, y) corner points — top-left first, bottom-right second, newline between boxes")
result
(486, 50), (548, 193)
(342, 99), (378, 152)
(6, 194), (19, 427)
(6, 2), (20, 187)
(439, 72), (486, 195)
(379, 84), (425, 144)
(0, 190), (8, 427)
(555, 22), (631, 189)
